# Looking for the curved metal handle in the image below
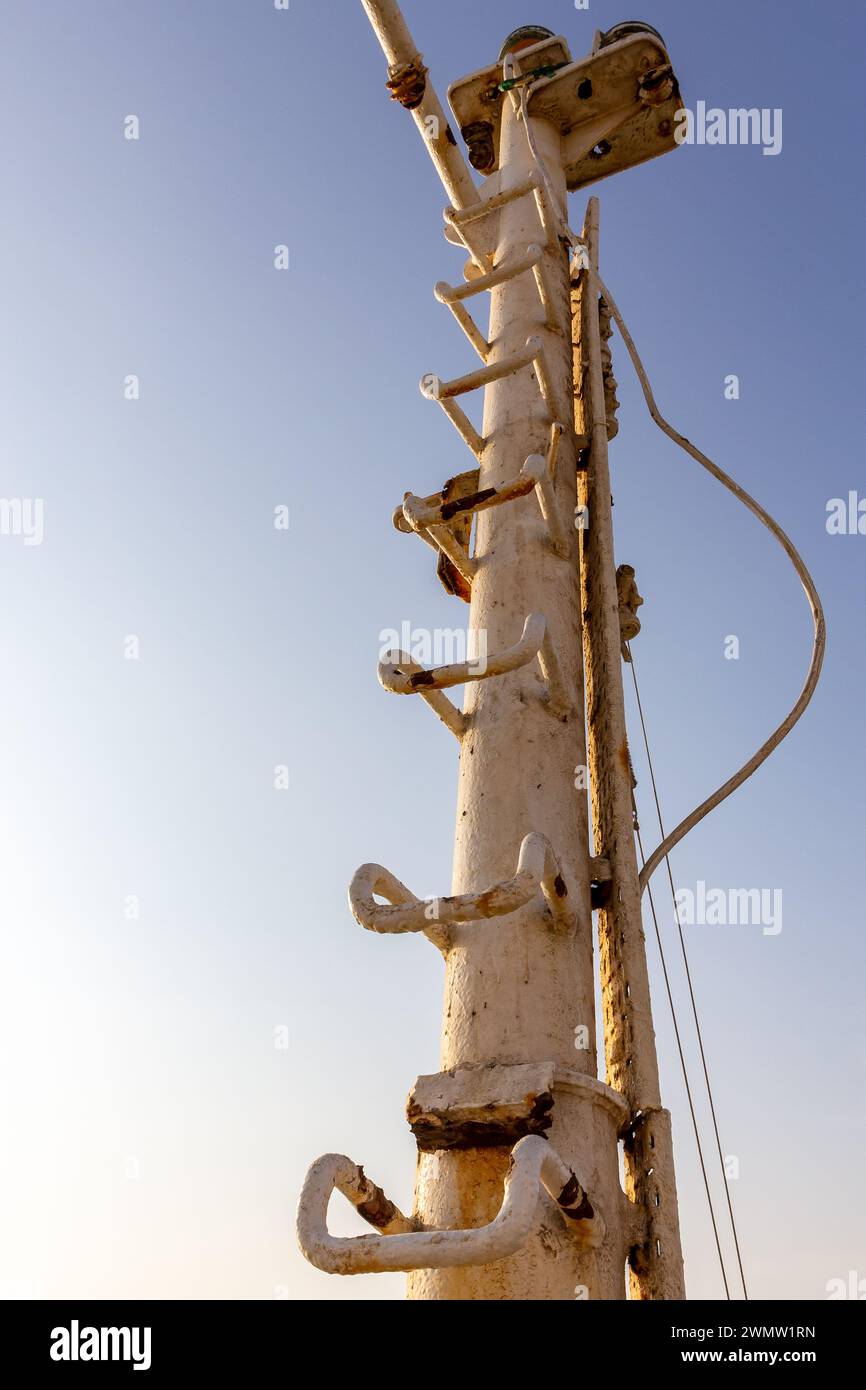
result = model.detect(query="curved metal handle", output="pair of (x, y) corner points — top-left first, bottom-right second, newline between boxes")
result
(349, 831), (571, 937)
(374, 649), (466, 739)
(434, 244), (542, 305)
(379, 613), (543, 694)
(297, 1136), (599, 1275)
(379, 613), (570, 718)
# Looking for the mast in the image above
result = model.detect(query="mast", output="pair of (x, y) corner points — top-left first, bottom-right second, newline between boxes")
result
(298, 5), (687, 1300)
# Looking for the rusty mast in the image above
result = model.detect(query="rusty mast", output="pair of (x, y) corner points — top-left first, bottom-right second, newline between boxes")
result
(298, 4), (689, 1300)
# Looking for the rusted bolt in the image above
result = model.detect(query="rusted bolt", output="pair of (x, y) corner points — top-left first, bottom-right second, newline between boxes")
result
(386, 58), (428, 111)
(461, 120), (496, 174)
(638, 64), (675, 108)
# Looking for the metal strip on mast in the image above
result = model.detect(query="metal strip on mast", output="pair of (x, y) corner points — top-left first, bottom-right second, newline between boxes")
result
(573, 198), (685, 1298)
(297, 5), (688, 1301)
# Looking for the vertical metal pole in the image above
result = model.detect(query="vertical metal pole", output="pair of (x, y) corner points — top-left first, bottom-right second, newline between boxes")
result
(408, 96), (626, 1302)
(574, 197), (685, 1299)
(342, 2), (687, 1300)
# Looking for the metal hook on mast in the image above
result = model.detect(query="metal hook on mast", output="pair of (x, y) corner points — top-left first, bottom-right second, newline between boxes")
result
(378, 612), (570, 719)
(349, 830), (573, 938)
(297, 1136), (600, 1275)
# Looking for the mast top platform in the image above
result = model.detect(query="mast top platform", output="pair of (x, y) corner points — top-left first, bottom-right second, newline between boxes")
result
(448, 22), (683, 191)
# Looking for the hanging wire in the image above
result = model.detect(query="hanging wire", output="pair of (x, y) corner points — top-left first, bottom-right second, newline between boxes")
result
(599, 281), (826, 899)
(632, 794), (733, 1300)
(519, 80), (825, 904)
(628, 643), (749, 1301)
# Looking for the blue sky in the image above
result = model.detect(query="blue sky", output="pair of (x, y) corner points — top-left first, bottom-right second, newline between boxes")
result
(0, 0), (863, 1300)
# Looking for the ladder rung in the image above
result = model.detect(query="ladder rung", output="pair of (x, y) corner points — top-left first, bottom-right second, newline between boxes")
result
(396, 421), (568, 576)
(435, 246), (542, 304)
(391, 469), (480, 535)
(445, 173), (557, 246)
(349, 831), (571, 936)
(379, 611), (570, 719)
(380, 613), (542, 694)
(421, 342), (536, 402)
(435, 246), (559, 364)
(446, 174), (538, 225)
(402, 473), (532, 529)
(420, 339), (558, 459)
(377, 647), (467, 739)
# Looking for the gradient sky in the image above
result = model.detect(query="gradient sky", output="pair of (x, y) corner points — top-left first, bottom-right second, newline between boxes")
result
(0, 0), (863, 1302)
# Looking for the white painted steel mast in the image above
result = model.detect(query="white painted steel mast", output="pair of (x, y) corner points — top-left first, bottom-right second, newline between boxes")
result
(298, 3), (688, 1300)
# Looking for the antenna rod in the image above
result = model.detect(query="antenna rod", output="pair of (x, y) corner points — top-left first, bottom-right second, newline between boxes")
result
(360, 0), (480, 209)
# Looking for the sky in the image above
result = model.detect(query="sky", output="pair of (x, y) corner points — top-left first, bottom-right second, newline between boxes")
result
(0, 0), (863, 1302)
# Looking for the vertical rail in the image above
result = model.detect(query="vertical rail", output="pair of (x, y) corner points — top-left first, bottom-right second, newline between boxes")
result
(573, 197), (685, 1299)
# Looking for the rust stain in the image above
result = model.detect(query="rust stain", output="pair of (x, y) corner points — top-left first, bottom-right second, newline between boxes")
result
(386, 59), (428, 111)
(409, 1090), (554, 1152)
(437, 551), (472, 603)
(440, 487), (497, 521)
(557, 1173), (595, 1222)
(356, 1181), (401, 1231)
